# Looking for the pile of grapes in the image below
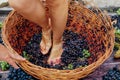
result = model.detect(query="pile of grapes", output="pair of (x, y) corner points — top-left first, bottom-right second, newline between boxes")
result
(6, 30), (91, 80)
(7, 67), (37, 80)
(102, 66), (120, 80)
(22, 29), (90, 70)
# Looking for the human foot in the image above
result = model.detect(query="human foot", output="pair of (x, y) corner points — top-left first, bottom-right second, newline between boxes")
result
(40, 28), (52, 55)
(47, 41), (63, 65)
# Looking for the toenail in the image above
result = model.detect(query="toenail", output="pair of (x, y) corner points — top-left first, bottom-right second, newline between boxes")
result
(56, 59), (60, 64)
(50, 61), (54, 65)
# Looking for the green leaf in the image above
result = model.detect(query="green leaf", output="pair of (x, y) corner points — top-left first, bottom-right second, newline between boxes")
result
(82, 49), (91, 58)
(117, 8), (120, 15)
(0, 61), (10, 71)
(115, 28), (120, 35)
(114, 42), (120, 50)
(23, 51), (27, 57)
(22, 51), (30, 60)
(68, 64), (73, 70)
(0, 22), (2, 29)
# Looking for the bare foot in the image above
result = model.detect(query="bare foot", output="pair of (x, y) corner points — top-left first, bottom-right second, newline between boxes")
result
(40, 28), (52, 54)
(47, 41), (63, 65)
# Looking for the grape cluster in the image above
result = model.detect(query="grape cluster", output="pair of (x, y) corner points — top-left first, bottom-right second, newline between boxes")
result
(22, 30), (90, 70)
(111, 15), (120, 28)
(61, 30), (89, 69)
(23, 33), (50, 68)
(102, 67), (120, 80)
(7, 67), (37, 80)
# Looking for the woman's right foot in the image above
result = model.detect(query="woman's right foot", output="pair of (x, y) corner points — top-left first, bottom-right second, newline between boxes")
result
(40, 28), (52, 55)
(47, 41), (63, 65)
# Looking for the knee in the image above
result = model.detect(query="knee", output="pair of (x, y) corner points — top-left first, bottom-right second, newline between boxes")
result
(8, 0), (27, 11)
(47, 0), (67, 8)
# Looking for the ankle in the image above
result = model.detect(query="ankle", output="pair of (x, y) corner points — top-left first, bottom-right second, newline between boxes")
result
(53, 39), (63, 46)
(42, 26), (51, 34)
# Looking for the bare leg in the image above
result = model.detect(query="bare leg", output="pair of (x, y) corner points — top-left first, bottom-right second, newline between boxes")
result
(46, 0), (68, 65)
(8, 0), (52, 54)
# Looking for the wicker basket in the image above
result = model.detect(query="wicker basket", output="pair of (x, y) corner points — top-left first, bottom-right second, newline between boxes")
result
(2, 1), (115, 80)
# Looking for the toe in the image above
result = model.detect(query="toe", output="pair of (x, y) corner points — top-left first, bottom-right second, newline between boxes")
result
(55, 58), (61, 65)
(40, 41), (47, 54)
(48, 57), (61, 66)
(40, 42), (52, 55)
(41, 47), (48, 55)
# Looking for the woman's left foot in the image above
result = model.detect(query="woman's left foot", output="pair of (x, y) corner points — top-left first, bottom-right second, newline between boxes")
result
(47, 42), (63, 65)
(40, 28), (52, 55)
